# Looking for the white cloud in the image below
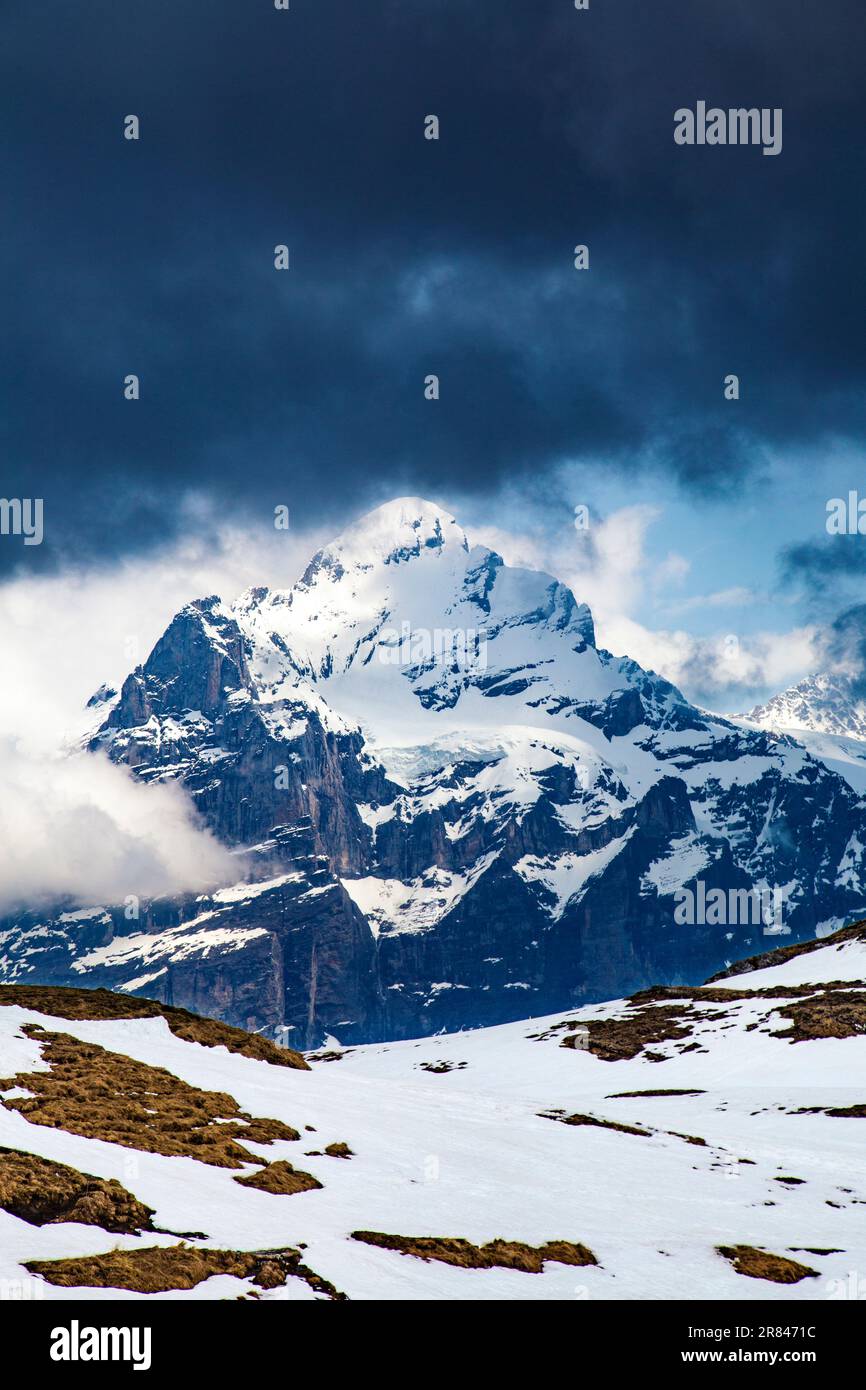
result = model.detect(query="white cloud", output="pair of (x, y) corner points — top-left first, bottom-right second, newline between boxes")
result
(0, 744), (234, 915)
(597, 615), (820, 710)
(471, 503), (817, 710)
(662, 585), (755, 614)
(0, 497), (325, 914)
(0, 499), (324, 754)
(474, 504), (676, 622)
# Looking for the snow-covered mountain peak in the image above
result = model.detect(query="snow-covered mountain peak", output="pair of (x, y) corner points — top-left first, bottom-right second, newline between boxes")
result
(732, 670), (866, 793)
(745, 670), (866, 740)
(302, 497), (469, 579)
(232, 498), (597, 716)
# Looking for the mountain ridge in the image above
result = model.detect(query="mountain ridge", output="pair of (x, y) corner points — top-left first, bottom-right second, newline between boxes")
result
(3, 498), (866, 1044)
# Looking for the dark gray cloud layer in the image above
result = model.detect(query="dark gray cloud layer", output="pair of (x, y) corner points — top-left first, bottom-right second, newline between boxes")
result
(2, 0), (864, 572)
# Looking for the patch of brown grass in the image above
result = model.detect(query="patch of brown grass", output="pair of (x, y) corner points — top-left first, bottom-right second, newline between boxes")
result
(351, 1231), (597, 1272)
(607, 1088), (705, 1098)
(790, 1247), (843, 1255)
(0, 985), (308, 1070)
(25, 1243), (345, 1298)
(233, 1161), (322, 1195)
(237, 1116), (300, 1144)
(0, 1147), (154, 1233)
(545, 1112), (650, 1138)
(717, 1244), (818, 1284)
(561, 1005), (695, 1061)
(772, 992), (866, 1043)
(631, 983), (851, 1005)
(0, 1026), (299, 1168)
(324, 1142), (354, 1159)
(630, 986), (746, 1005)
(791, 1103), (866, 1117)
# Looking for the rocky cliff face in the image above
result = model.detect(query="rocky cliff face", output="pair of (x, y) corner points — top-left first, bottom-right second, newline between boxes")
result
(4, 498), (866, 1043)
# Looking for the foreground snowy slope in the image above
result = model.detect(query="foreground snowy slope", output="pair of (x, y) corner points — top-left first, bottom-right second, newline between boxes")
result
(2, 924), (865, 1301)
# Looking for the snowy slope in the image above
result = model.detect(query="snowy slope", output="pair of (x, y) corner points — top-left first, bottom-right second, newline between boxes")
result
(2, 925), (866, 1302)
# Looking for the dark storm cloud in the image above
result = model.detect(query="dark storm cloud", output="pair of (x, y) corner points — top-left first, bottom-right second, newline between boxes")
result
(808, 604), (866, 702)
(1, 0), (864, 573)
(781, 536), (866, 600)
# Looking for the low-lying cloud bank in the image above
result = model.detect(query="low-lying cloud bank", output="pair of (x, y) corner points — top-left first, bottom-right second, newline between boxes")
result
(0, 506), (318, 917)
(0, 744), (234, 916)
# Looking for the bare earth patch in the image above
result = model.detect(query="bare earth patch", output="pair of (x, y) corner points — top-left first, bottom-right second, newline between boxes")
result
(772, 992), (866, 1043)
(790, 1247), (843, 1255)
(25, 1243), (345, 1298)
(542, 1111), (651, 1138)
(717, 1245), (819, 1284)
(607, 1089), (706, 1098)
(560, 1005), (695, 1061)
(0, 985), (308, 1069)
(0, 1147), (155, 1233)
(631, 983), (852, 1004)
(351, 1231), (598, 1272)
(0, 1025), (300, 1169)
(560, 978), (866, 1062)
(233, 1161), (322, 1195)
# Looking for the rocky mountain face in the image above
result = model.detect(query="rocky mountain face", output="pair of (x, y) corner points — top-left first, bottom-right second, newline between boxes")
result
(746, 670), (866, 741)
(740, 663), (866, 795)
(4, 498), (866, 1045)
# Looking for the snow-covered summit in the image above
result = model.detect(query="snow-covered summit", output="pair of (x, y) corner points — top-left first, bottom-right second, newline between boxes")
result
(233, 497), (597, 719)
(305, 496), (470, 573)
(738, 671), (866, 794)
(745, 670), (866, 741)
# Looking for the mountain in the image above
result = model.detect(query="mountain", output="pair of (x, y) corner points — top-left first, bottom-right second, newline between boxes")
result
(3, 924), (866, 1301)
(3, 497), (866, 1044)
(740, 671), (866, 794)
(746, 671), (866, 741)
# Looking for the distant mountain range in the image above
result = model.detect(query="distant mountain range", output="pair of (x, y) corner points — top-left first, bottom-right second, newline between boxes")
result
(4, 498), (866, 1045)
(739, 666), (866, 794)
